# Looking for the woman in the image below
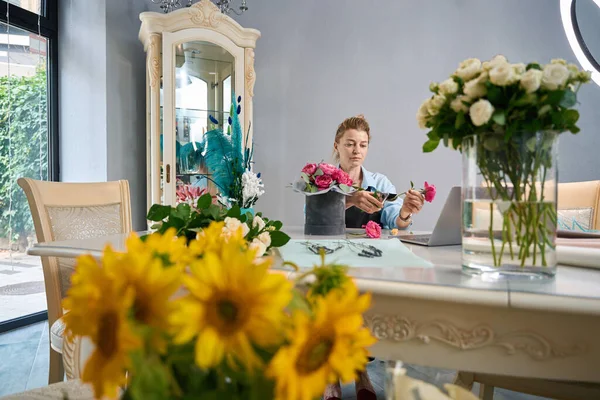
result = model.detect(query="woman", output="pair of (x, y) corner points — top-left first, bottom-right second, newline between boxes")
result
(323, 115), (425, 400)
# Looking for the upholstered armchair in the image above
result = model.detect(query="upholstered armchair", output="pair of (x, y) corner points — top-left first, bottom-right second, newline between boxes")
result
(18, 178), (132, 384)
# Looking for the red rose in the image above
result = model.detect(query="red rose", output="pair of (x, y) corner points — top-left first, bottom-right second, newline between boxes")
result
(301, 163), (318, 176)
(317, 163), (337, 176)
(332, 169), (353, 186)
(363, 221), (382, 238)
(314, 174), (333, 189)
(423, 182), (436, 203)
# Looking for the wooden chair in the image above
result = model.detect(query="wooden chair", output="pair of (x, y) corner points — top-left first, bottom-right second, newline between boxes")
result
(17, 178), (132, 384)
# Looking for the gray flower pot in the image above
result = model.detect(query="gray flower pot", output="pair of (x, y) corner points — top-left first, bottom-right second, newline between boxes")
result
(304, 191), (346, 235)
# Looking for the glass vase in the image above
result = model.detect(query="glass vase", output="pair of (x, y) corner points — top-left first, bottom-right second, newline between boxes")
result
(461, 132), (558, 280)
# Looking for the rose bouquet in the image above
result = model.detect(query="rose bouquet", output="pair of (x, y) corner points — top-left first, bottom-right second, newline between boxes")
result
(297, 162), (354, 193)
(292, 162), (356, 235)
(62, 223), (375, 400)
(418, 55), (591, 275)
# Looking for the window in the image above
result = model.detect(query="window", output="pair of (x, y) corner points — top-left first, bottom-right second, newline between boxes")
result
(0, 0), (58, 332)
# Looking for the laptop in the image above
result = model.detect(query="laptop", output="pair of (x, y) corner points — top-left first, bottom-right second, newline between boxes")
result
(396, 186), (462, 246)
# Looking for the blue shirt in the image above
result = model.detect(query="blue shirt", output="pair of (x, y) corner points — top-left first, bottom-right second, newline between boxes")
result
(359, 166), (406, 229)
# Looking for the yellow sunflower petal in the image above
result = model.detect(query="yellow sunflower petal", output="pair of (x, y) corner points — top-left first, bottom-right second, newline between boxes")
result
(195, 327), (225, 368)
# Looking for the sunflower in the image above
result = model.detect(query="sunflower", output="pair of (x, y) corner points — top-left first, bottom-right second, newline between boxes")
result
(127, 228), (189, 269)
(188, 220), (247, 258)
(267, 281), (376, 400)
(170, 238), (292, 370)
(63, 248), (141, 399)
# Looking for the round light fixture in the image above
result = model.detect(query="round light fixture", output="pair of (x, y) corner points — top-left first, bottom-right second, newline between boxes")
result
(560, 0), (600, 85)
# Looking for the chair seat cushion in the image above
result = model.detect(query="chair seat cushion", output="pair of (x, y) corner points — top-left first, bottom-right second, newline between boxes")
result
(50, 317), (66, 354)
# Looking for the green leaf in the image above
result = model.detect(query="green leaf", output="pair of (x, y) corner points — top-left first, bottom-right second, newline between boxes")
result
(269, 230), (291, 247)
(569, 125), (581, 134)
(146, 204), (171, 221)
(563, 109), (580, 125)
(492, 110), (506, 126)
(526, 136), (538, 152)
(455, 112), (465, 130)
(422, 139), (440, 153)
(426, 130), (439, 141)
(410, 180), (414, 189)
(300, 172), (311, 183)
(559, 90), (577, 108)
(128, 353), (170, 400)
(546, 90), (565, 105)
(443, 134), (449, 147)
(313, 169), (324, 177)
(197, 193), (213, 209)
(486, 84), (504, 105)
(227, 204), (241, 218)
(272, 220), (283, 230)
(287, 288), (312, 315)
(526, 63), (542, 71)
(175, 203), (191, 220)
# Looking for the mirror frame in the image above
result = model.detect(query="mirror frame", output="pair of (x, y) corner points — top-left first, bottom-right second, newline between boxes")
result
(561, 0), (600, 85)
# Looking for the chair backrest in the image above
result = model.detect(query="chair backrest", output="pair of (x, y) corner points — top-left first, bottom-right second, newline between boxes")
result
(557, 180), (600, 231)
(17, 178), (132, 329)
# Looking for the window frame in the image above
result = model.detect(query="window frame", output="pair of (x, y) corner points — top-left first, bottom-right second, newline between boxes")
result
(0, 0), (58, 333)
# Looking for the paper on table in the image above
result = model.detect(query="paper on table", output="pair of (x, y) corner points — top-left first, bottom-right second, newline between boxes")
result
(277, 239), (433, 269)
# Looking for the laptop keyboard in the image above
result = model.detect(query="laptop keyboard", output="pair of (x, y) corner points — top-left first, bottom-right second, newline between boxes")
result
(401, 234), (431, 244)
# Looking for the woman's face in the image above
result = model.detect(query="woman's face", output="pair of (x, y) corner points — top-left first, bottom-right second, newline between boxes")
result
(335, 129), (369, 170)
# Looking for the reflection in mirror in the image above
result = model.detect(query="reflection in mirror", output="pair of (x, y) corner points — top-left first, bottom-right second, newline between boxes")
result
(171, 40), (235, 192)
(562, 0), (600, 85)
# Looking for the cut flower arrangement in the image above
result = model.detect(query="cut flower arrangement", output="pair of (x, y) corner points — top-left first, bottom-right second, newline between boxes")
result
(62, 222), (375, 400)
(293, 162), (355, 194)
(146, 193), (290, 255)
(418, 55), (591, 271)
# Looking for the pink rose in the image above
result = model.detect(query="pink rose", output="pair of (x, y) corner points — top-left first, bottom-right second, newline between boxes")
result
(363, 221), (382, 239)
(332, 169), (353, 186)
(318, 163), (337, 176)
(301, 163), (318, 176)
(314, 174), (333, 189)
(423, 182), (436, 203)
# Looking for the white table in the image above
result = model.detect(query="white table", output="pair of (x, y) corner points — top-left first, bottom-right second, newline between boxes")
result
(27, 228), (600, 385)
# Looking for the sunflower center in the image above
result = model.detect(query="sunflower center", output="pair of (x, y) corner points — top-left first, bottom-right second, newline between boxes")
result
(97, 311), (119, 358)
(296, 337), (334, 374)
(133, 296), (150, 324)
(217, 300), (238, 323)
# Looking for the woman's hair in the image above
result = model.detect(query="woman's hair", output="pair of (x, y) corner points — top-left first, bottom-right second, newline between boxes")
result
(333, 114), (371, 163)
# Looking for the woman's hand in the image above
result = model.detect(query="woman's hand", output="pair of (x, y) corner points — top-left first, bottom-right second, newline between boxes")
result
(400, 189), (425, 217)
(347, 191), (383, 214)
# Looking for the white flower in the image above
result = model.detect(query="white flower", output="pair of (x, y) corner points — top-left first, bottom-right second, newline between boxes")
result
(429, 82), (439, 92)
(455, 58), (482, 81)
(469, 99), (494, 127)
(579, 70), (592, 83)
(541, 63), (570, 90)
(258, 231), (271, 247)
(463, 72), (487, 99)
(551, 58), (567, 65)
(520, 69), (543, 93)
(489, 63), (516, 86)
(427, 94), (446, 116)
(512, 63), (526, 75)
(416, 101), (430, 129)
(223, 216), (250, 237)
(249, 238), (267, 257)
(450, 95), (471, 113)
(252, 215), (265, 231)
(567, 63), (580, 79)
(241, 170), (265, 208)
(483, 55), (508, 71)
(439, 78), (458, 95)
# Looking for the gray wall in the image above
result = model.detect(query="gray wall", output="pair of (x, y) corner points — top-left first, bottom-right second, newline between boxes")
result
(60, 0), (148, 229)
(231, 0), (600, 230)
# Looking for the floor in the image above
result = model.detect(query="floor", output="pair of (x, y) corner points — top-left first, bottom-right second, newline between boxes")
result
(0, 322), (552, 399)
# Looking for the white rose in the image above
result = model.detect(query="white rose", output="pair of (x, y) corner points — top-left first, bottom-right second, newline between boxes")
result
(541, 63), (569, 90)
(483, 55), (508, 71)
(512, 63), (526, 75)
(249, 238), (267, 257)
(455, 58), (482, 81)
(463, 74), (487, 99)
(252, 216), (265, 231)
(224, 217), (249, 237)
(551, 58), (567, 65)
(469, 99), (494, 127)
(416, 101), (430, 129)
(579, 70), (592, 83)
(258, 231), (271, 247)
(427, 94), (446, 116)
(567, 63), (579, 79)
(450, 95), (471, 113)
(520, 69), (543, 93)
(489, 64), (515, 86)
(439, 78), (458, 95)
(429, 82), (439, 92)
